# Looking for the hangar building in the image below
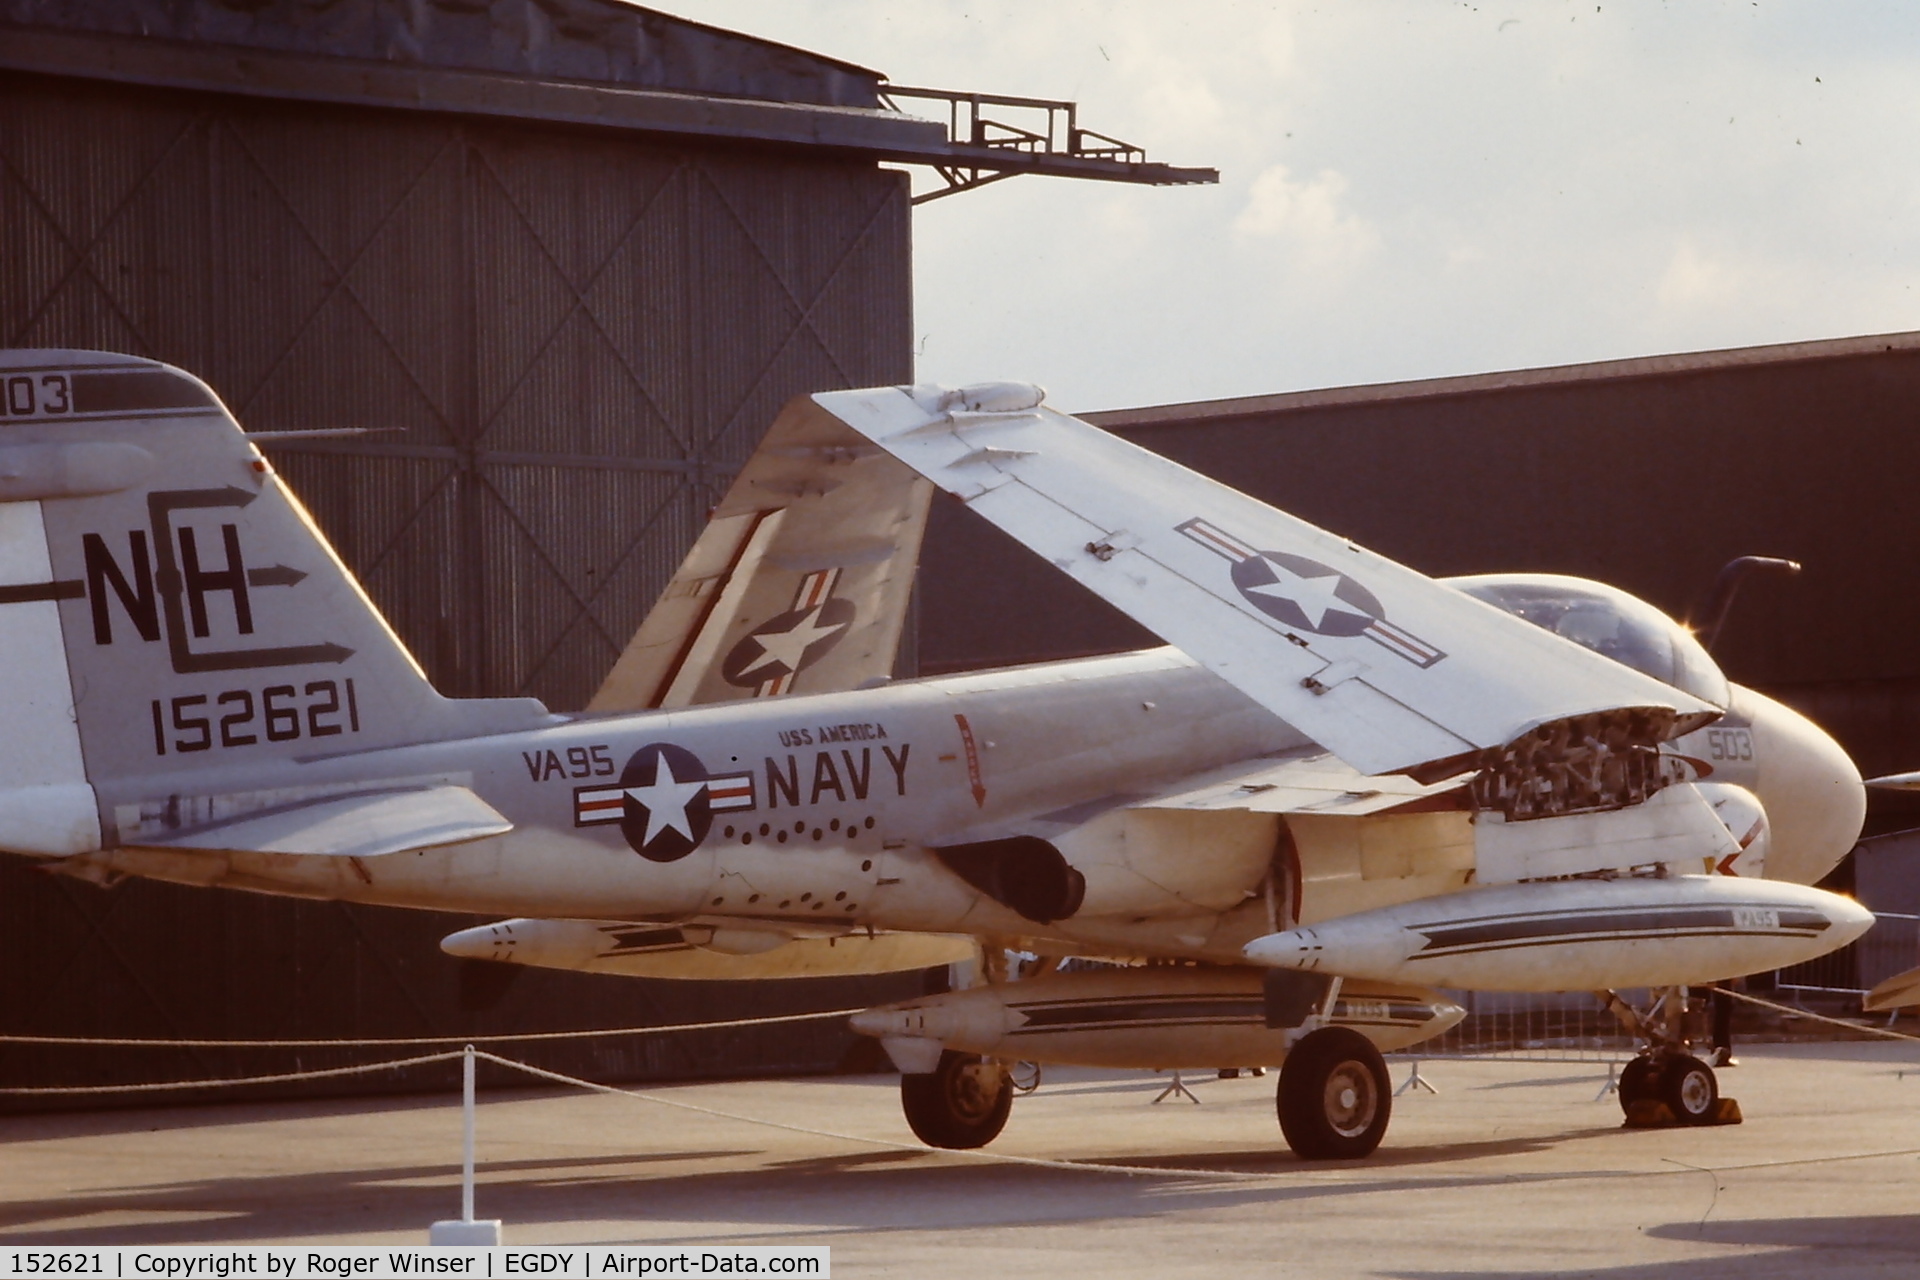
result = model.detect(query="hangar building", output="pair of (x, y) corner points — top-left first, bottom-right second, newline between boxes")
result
(0, 0), (1208, 1103)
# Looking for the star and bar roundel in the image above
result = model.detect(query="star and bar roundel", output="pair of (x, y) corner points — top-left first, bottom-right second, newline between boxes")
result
(573, 743), (756, 863)
(1175, 518), (1447, 669)
(722, 567), (855, 696)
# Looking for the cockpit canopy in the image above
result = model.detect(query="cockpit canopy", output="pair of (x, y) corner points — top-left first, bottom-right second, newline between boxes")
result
(1444, 573), (1731, 709)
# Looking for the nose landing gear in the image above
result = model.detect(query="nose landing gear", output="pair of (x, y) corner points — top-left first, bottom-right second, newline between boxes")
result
(1602, 987), (1743, 1128)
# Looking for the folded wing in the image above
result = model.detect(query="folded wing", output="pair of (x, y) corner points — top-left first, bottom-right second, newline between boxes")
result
(816, 384), (1719, 777)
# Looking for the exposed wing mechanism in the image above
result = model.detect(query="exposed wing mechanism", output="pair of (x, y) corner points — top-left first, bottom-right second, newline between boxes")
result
(589, 393), (932, 711)
(816, 384), (1720, 778)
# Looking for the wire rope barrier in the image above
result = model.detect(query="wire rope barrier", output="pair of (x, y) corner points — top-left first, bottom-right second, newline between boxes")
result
(0, 1051), (468, 1096)
(0, 1006), (867, 1049)
(3, 989), (1917, 1185)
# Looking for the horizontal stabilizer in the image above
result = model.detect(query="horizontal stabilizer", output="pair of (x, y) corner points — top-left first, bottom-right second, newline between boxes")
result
(143, 785), (511, 858)
(441, 917), (976, 980)
(815, 384), (1719, 776)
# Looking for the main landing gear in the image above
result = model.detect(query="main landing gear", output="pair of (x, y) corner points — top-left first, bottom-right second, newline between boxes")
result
(900, 1049), (1014, 1149)
(1276, 1027), (1392, 1159)
(1602, 986), (1740, 1128)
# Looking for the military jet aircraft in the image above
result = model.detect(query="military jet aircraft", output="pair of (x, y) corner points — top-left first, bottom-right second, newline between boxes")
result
(0, 350), (1870, 1159)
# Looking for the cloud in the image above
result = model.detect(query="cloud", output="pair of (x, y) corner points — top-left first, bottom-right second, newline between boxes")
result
(1233, 164), (1379, 270)
(1655, 240), (1748, 312)
(655, 1), (1920, 410)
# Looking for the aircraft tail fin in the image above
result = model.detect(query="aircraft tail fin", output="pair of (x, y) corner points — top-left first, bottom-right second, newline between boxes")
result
(587, 391), (930, 711)
(0, 349), (549, 855)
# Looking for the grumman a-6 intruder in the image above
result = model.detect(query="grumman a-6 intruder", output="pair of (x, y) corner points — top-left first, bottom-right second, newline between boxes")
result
(0, 350), (1869, 1158)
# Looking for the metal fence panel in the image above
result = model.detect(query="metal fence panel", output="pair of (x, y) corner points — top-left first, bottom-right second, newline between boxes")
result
(1392, 992), (1636, 1065)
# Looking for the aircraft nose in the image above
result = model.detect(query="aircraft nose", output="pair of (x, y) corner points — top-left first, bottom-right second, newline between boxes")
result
(1738, 686), (1865, 885)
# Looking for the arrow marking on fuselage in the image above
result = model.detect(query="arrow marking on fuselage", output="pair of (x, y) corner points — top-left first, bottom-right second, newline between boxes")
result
(954, 713), (987, 808)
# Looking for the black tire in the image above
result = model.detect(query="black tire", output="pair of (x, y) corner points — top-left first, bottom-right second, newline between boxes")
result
(901, 1050), (1013, 1149)
(1618, 1054), (1658, 1116)
(1660, 1054), (1719, 1125)
(1277, 1027), (1391, 1160)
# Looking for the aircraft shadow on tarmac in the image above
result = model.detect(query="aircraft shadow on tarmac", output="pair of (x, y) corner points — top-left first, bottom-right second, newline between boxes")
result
(0, 1091), (516, 1142)
(0, 1114), (1648, 1247)
(0, 1150), (754, 1245)
(1388, 1213), (1920, 1280)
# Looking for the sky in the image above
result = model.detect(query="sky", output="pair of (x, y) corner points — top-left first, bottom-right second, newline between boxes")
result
(657, 1), (1920, 413)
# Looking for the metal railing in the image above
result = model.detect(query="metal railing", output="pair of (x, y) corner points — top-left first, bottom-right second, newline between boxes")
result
(1391, 991), (1636, 1065)
(882, 85), (1145, 163)
(1773, 911), (1920, 1001)
(878, 83), (1215, 202)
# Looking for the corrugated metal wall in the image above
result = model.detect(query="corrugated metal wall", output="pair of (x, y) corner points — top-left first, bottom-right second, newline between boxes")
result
(3, 69), (911, 707)
(0, 69), (915, 1103)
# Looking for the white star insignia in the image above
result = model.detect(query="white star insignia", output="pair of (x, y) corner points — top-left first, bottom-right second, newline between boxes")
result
(624, 754), (709, 846)
(743, 604), (849, 677)
(1244, 557), (1370, 629)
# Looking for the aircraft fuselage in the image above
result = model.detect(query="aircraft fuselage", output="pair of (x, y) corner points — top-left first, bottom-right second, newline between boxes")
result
(63, 644), (1851, 968)
(80, 649), (1278, 939)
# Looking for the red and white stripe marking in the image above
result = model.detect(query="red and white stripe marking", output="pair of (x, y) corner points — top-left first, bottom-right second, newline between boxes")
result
(705, 772), (757, 811)
(574, 785), (627, 827)
(574, 771), (758, 826)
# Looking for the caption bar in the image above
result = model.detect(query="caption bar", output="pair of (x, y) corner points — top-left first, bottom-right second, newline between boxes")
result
(2, 1248), (829, 1279)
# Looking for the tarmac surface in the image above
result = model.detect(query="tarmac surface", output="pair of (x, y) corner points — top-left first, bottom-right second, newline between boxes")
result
(4, 1041), (1920, 1277)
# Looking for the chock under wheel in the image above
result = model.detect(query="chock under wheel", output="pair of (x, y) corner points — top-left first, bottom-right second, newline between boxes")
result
(1623, 1096), (1744, 1128)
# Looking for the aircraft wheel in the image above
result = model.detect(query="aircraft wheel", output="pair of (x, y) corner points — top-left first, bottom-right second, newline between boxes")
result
(1660, 1054), (1719, 1125)
(1277, 1027), (1391, 1160)
(900, 1050), (1013, 1149)
(1617, 1054), (1658, 1116)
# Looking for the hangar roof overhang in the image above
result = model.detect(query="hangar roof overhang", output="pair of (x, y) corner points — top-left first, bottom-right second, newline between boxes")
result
(1083, 329), (1920, 429)
(0, 1), (1216, 203)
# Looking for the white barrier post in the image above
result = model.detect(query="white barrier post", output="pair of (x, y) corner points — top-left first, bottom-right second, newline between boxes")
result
(430, 1044), (502, 1245)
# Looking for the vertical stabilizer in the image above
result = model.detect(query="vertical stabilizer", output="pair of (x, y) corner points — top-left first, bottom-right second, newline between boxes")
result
(0, 350), (549, 852)
(588, 392), (931, 711)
